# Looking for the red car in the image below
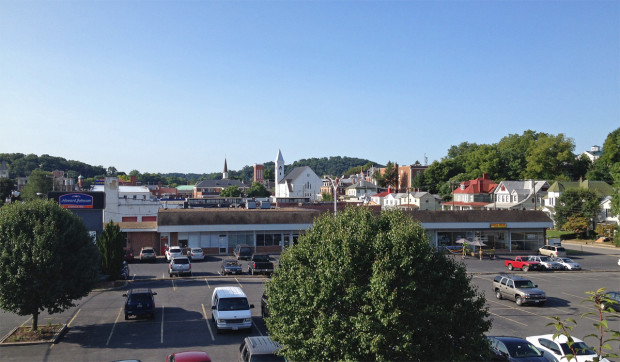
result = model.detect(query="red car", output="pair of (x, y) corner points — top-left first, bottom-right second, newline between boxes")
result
(124, 249), (134, 263)
(165, 351), (211, 362)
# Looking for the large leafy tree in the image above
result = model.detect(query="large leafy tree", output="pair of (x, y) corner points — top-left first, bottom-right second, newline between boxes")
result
(0, 178), (14, 206)
(97, 221), (125, 280)
(20, 168), (53, 201)
(379, 161), (399, 190)
(0, 200), (100, 330)
(246, 182), (271, 198)
(554, 189), (600, 233)
(266, 207), (491, 361)
(524, 133), (575, 180)
(220, 185), (243, 197)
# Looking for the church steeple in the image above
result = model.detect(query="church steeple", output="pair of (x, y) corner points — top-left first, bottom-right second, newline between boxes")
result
(223, 158), (229, 179)
(275, 149), (284, 184)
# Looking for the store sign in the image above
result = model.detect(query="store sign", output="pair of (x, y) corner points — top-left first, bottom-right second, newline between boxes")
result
(490, 223), (507, 228)
(59, 193), (94, 209)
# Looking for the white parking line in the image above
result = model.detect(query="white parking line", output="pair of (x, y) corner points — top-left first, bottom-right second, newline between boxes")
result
(161, 305), (165, 344)
(489, 311), (528, 326)
(202, 303), (215, 341)
(106, 307), (123, 346)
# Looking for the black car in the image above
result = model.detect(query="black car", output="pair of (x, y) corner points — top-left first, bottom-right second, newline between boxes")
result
(219, 259), (243, 275)
(233, 244), (252, 260)
(601, 291), (620, 311)
(123, 288), (157, 320)
(487, 336), (547, 361)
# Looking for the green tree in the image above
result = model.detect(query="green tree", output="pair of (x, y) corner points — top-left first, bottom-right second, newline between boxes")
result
(554, 189), (600, 233)
(0, 200), (100, 330)
(380, 161), (399, 189)
(562, 216), (589, 238)
(246, 182), (271, 198)
(321, 192), (333, 201)
(0, 178), (14, 206)
(524, 133), (575, 180)
(97, 221), (125, 280)
(265, 208), (491, 361)
(220, 185), (242, 197)
(20, 168), (53, 201)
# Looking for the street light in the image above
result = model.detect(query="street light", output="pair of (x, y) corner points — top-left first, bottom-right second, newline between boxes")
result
(325, 177), (338, 216)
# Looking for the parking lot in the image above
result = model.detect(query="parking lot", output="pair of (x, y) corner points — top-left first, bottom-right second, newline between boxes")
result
(0, 246), (618, 361)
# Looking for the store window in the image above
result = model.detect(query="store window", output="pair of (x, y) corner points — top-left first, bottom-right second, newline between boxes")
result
(257, 233), (282, 247)
(510, 231), (544, 251)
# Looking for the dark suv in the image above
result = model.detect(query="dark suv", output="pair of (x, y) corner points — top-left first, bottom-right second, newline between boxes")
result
(233, 244), (252, 260)
(123, 288), (157, 320)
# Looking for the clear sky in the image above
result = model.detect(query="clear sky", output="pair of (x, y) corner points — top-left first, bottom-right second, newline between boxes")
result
(1, 0), (618, 175)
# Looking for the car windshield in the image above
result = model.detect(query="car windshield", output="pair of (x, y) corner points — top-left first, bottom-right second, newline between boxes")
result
(240, 247), (251, 254)
(505, 341), (542, 357)
(556, 247), (566, 251)
(253, 255), (270, 261)
(218, 297), (250, 311)
(560, 342), (595, 355)
(514, 280), (536, 288)
(560, 258), (573, 263)
(539, 256), (551, 261)
(174, 258), (189, 264)
(142, 250), (154, 254)
(170, 248), (181, 253)
(192, 249), (202, 253)
(225, 261), (240, 267)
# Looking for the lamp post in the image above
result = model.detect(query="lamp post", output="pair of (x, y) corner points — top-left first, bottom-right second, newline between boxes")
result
(326, 177), (338, 216)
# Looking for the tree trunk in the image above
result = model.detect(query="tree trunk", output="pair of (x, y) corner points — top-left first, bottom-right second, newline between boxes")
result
(32, 311), (39, 331)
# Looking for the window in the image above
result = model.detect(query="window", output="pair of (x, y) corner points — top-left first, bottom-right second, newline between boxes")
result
(256, 233), (282, 247)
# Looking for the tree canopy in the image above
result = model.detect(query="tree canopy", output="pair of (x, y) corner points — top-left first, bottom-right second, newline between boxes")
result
(0, 200), (100, 330)
(246, 182), (271, 198)
(555, 189), (600, 234)
(265, 207), (491, 361)
(97, 221), (125, 280)
(20, 168), (53, 201)
(220, 185), (243, 197)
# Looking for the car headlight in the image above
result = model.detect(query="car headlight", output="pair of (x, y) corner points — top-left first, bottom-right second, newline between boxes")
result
(243, 318), (252, 323)
(523, 294), (530, 298)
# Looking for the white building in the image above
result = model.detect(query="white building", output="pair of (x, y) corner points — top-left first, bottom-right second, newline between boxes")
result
(274, 150), (322, 201)
(399, 191), (442, 211)
(345, 180), (379, 200)
(92, 177), (160, 224)
(489, 180), (549, 210)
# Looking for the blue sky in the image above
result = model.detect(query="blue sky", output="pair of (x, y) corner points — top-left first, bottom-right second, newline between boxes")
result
(1, 1), (618, 175)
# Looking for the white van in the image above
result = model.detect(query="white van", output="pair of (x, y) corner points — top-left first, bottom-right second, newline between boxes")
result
(211, 286), (254, 333)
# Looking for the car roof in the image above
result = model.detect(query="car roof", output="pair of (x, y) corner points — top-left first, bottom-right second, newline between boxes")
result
(243, 336), (281, 354)
(141, 247), (154, 250)
(168, 350), (211, 362)
(213, 286), (247, 298)
(172, 255), (189, 260)
(496, 273), (531, 281)
(170, 246), (182, 250)
(526, 334), (583, 343)
(490, 336), (531, 343)
(129, 288), (153, 294)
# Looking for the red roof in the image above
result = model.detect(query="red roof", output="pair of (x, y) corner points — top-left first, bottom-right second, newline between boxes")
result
(371, 191), (392, 198)
(453, 174), (497, 195)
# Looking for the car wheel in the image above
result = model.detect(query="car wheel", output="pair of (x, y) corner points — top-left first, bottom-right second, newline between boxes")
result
(523, 266), (529, 272)
(516, 296), (523, 306)
(496, 290), (502, 300)
(508, 264), (513, 271)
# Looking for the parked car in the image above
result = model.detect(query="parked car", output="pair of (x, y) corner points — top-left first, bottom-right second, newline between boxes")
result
(525, 334), (609, 362)
(188, 248), (204, 261)
(492, 274), (546, 306)
(487, 336), (547, 361)
(539, 245), (567, 257)
(550, 257), (581, 270)
(139, 247), (157, 263)
(601, 291), (620, 311)
(238, 336), (284, 362)
(169, 256), (192, 277)
(504, 256), (543, 272)
(166, 246), (183, 261)
(165, 351), (211, 362)
(247, 254), (274, 276)
(123, 248), (134, 263)
(123, 288), (156, 320)
(233, 244), (252, 260)
(219, 259), (243, 275)
(211, 286), (253, 333)
(526, 255), (563, 271)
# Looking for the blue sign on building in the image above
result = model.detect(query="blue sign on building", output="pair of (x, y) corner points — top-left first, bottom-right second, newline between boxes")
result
(59, 193), (94, 209)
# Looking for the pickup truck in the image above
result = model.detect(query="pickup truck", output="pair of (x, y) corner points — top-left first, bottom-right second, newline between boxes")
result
(247, 254), (274, 276)
(504, 256), (543, 272)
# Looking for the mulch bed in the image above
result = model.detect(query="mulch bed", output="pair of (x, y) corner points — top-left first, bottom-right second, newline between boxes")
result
(2, 324), (65, 344)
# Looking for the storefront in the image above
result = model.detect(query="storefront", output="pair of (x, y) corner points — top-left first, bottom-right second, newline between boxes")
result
(408, 210), (553, 253)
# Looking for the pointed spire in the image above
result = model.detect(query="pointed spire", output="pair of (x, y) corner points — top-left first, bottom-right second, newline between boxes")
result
(223, 158), (229, 179)
(276, 149), (284, 163)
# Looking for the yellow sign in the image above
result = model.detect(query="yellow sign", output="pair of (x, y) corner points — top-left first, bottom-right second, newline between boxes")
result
(490, 223), (506, 228)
